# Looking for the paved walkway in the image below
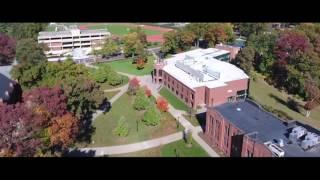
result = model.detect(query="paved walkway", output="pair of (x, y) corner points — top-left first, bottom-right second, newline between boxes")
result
(77, 132), (183, 156)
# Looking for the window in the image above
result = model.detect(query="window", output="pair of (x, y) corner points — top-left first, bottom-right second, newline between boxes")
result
(159, 70), (162, 76)
(191, 93), (194, 100)
(176, 90), (178, 95)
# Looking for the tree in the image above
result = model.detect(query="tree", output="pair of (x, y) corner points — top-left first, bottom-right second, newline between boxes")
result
(204, 23), (234, 47)
(99, 37), (121, 56)
(108, 70), (122, 86)
(185, 23), (210, 47)
(304, 80), (320, 117)
(275, 30), (310, 63)
(132, 26), (147, 45)
(9, 23), (48, 40)
(61, 76), (105, 120)
(123, 32), (141, 58)
(233, 46), (255, 75)
(113, 117), (129, 137)
(236, 23), (269, 37)
(0, 103), (43, 157)
(89, 64), (112, 83)
(0, 33), (16, 65)
(142, 105), (161, 126)
(161, 31), (178, 55)
(133, 88), (150, 110)
(136, 58), (145, 70)
(40, 58), (89, 87)
(11, 61), (47, 89)
(48, 113), (79, 149)
(15, 38), (47, 64)
(23, 87), (68, 117)
(156, 97), (169, 112)
(0, 87), (79, 157)
(177, 29), (196, 51)
(127, 77), (140, 95)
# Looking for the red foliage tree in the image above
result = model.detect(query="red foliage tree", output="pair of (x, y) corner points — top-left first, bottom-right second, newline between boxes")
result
(128, 77), (140, 95)
(23, 87), (68, 117)
(0, 103), (43, 157)
(0, 33), (16, 65)
(156, 97), (169, 112)
(144, 86), (152, 97)
(275, 31), (310, 63)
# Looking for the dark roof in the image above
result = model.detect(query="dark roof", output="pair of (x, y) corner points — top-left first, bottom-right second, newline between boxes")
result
(210, 100), (320, 157)
(0, 73), (15, 101)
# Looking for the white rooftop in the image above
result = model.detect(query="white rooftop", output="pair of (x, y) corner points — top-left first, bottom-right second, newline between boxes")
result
(162, 48), (249, 89)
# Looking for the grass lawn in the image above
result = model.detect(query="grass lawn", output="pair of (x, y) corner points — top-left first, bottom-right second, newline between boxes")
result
(159, 88), (189, 112)
(85, 23), (161, 36)
(105, 90), (120, 100)
(111, 139), (209, 157)
(90, 93), (183, 147)
(250, 72), (320, 128)
(182, 114), (200, 126)
(98, 56), (155, 76)
(98, 75), (129, 90)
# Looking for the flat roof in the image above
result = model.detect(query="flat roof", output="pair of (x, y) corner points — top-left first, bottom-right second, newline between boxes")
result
(162, 48), (249, 89)
(211, 100), (320, 157)
(38, 29), (109, 38)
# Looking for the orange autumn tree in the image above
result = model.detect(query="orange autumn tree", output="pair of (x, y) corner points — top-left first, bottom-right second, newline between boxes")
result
(136, 58), (145, 70)
(48, 113), (80, 148)
(156, 97), (169, 112)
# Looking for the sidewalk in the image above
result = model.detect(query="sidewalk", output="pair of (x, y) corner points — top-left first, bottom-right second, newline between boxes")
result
(77, 132), (183, 156)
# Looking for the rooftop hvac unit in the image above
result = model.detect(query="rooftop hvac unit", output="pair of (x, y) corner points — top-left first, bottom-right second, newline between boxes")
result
(203, 66), (220, 80)
(264, 142), (285, 157)
(289, 126), (307, 141)
(301, 132), (320, 150)
(175, 61), (204, 82)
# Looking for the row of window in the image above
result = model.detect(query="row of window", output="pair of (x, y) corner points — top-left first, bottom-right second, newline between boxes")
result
(39, 35), (106, 41)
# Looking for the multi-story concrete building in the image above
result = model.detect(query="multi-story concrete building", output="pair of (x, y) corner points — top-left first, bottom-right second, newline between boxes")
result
(153, 48), (249, 108)
(204, 100), (320, 157)
(38, 26), (110, 56)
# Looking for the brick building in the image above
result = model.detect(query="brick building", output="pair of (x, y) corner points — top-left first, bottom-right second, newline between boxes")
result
(204, 100), (320, 157)
(215, 43), (241, 61)
(153, 48), (249, 108)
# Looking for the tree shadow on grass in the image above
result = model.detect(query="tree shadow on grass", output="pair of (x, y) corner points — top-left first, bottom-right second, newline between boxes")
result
(268, 93), (304, 113)
(63, 148), (96, 157)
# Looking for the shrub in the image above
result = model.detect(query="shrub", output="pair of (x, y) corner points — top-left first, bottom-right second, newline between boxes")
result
(113, 117), (129, 137)
(108, 71), (122, 86)
(156, 97), (169, 112)
(133, 92), (150, 111)
(184, 129), (193, 147)
(142, 106), (161, 126)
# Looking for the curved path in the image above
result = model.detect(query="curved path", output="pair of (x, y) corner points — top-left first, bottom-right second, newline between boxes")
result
(75, 132), (182, 157)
